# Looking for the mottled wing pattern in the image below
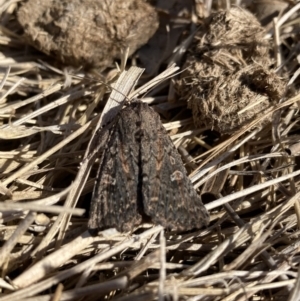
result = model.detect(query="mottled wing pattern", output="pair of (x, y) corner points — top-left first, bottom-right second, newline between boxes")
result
(138, 103), (210, 231)
(88, 101), (209, 233)
(88, 106), (143, 232)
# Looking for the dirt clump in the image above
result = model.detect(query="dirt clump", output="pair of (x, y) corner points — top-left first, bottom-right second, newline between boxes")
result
(177, 7), (285, 134)
(17, 0), (159, 69)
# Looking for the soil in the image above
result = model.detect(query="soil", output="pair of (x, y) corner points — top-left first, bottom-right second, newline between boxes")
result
(17, 0), (159, 69)
(177, 7), (286, 134)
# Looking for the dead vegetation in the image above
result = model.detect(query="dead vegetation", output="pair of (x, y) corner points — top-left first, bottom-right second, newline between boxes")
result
(1, 0), (300, 300)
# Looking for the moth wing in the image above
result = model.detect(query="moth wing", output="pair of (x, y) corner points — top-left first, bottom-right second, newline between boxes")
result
(139, 103), (209, 231)
(88, 107), (142, 233)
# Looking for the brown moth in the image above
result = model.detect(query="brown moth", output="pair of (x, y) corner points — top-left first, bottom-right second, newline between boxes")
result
(88, 101), (209, 233)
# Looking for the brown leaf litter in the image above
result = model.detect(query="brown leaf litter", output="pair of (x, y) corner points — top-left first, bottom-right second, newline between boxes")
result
(1, 1), (300, 301)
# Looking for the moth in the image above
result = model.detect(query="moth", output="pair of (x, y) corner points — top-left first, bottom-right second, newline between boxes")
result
(88, 101), (209, 233)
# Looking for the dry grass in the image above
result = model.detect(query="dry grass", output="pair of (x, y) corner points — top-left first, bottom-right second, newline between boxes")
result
(1, 1), (300, 300)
